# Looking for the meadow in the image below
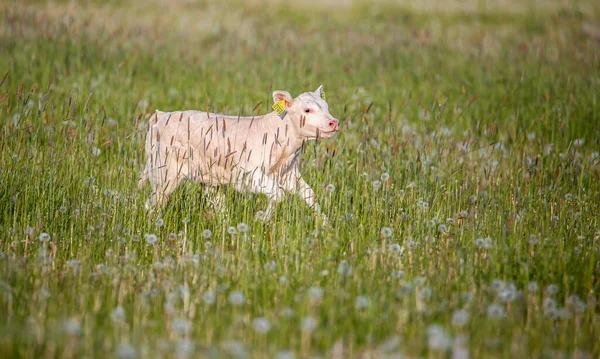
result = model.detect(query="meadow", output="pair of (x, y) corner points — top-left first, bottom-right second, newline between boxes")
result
(1, 0), (600, 357)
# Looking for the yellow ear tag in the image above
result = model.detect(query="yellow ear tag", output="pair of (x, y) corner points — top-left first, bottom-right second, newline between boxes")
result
(321, 90), (326, 101)
(272, 100), (287, 119)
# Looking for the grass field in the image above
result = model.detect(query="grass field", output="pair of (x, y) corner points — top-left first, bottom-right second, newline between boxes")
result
(1, 0), (600, 357)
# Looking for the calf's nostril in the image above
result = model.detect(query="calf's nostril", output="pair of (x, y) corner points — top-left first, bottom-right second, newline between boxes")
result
(328, 120), (339, 130)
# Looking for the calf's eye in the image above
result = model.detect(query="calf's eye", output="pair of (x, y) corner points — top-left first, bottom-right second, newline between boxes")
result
(304, 109), (311, 113)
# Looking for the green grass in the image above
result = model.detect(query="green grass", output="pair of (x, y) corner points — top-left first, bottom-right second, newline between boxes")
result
(1, 0), (600, 357)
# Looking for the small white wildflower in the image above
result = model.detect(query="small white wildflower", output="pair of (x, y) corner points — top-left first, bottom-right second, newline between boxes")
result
(176, 339), (195, 359)
(372, 180), (382, 191)
(325, 184), (335, 193)
(237, 223), (249, 233)
(202, 229), (212, 239)
(115, 343), (136, 359)
(228, 291), (245, 306)
(110, 307), (126, 322)
(475, 237), (493, 249)
(354, 295), (370, 310)
(573, 138), (584, 147)
(308, 287), (324, 303)
(528, 234), (539, 245)
(427, 325), (451, 351)
(391, 270), (404, 279)
(144, 234), (158, 245)
(380, 227), (393, 238)
(66, 259), (81, 269)
(138, 99), (149, 109)
(388, 243), (401, 254)
(279, 276), (288, 286)
(92, 147), (101, 156)
(337, 261), (353, 277)
(381, 172), (390, 182)
(301, 316), (318, 332)
(63, 318), (82, 335)
(39, 233), (51, 242)
(275, 350), (296, 359)
(203, 291), (216, 305)
(252, 317), (271, 334)
(527, 132), (536, 140)
(487, 304), (505, 319)
(546, 284), (560, 296)
(527, 281), (539, 293)
(543, 298), (557, 314)
(451, 309), (470, 327)
(171, 318), (191, 334)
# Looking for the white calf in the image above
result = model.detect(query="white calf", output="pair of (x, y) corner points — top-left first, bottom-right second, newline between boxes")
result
(138, 86), (339, 220)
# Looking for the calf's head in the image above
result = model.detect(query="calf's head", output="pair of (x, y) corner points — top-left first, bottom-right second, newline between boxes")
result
(273, 85), (339, 139)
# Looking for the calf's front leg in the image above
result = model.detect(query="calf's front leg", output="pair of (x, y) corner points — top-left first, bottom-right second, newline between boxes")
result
(281, 171), (328, 224)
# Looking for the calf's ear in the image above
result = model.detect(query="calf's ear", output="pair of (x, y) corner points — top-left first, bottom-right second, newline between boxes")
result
(314, 85), (323, 98)
(273, 90), (293, 106)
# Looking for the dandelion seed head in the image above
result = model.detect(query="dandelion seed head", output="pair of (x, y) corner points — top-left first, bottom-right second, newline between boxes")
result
(171, 318), (191, 334)
(227, 226), (237, 235)
(451, 309), (470, 327)
(275, 350), (295, 359)
(59, 206), (67, 214)
(252, 317), (271, 334)
(155, 218), (164, 227)
(175, 339), (195, 359)
(92, 147), (101, 156)
(63, 318), (82, 336)
(115, 343), (136, 359)
(202, 229), (212, 239)
(487, 304), (505, 319)
(528, 234), (539, 245)
(25, 227), (34, 236)
(337, 261), (353, 277)
(237, 223), (249, 233)
(301, 316), (318, 332)
(380, 227), (393, 238)
(427, 325), (451, 351)
(228, 291), (245, 306)
(355, 295), (370, 310)
(308, 286), (324, 302)
(325, 184), (336, 193)
(391, 269), (404, 279)
(388, 243), (401, 254)
(144, 234), (158, 245)
(527, 281), (539, 293)
(546, 284), (560, 296)
(39, 233), (51, 242)
(110, 307), (126, 322)
(372, 180), (382, 191)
